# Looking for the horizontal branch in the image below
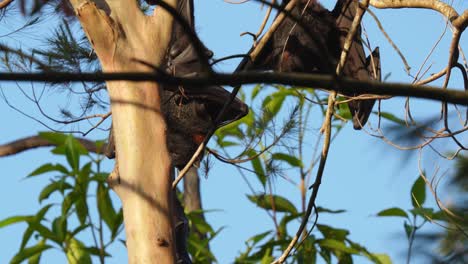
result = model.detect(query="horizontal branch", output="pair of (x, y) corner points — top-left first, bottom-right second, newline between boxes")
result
(0, 135), (103, 157)
(0, 71), (467, 105)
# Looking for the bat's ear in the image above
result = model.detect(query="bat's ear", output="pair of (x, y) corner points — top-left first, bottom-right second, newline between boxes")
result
(203, 96), (249, 128)
(366, 47), (381, 81)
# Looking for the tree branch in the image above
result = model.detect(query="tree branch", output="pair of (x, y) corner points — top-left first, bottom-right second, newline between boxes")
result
(0, 71), (466, 105)
(0, 135), (104, 157)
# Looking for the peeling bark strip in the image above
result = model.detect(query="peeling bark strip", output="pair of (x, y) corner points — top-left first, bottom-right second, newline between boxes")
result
(68, 0), (178, 263)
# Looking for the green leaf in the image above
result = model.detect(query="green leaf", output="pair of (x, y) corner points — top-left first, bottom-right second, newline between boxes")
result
(97, 183), (117, 231)
(404, 221), (413, 239)
(62, 191), (78, 216)
(337, 100), (352, 120)
(84, 247), (111, 257)
(27, 240), (46, 264)
(377, 111), (405, 125)
(29, 222), (59, 243)
(92, 173), (109, 182)
(376, 207), (409, 218)
(318, 239), (360, 255)
(411, 176), (426, 207)
(251, 84), (262, 100)
(317, 224), (349, 241)
(189, 213), (214, 234)
(0, 215), (30, 228)
(38, 131), (67, 145)
(66, 238), (92, 264)
(247, 194), (297, 214)
(20, 227), (34, 250)
(316, 207), (346, 214)
(28, 163), (69, 177)
(52, 216), (67, 242)
(35, 204), (53, 221)
(246, 231), (272, 245)
(410, 207), (434, 219)
(278, 213), (302, 239)
(10, 243), (52, 264)
(370, 253), (393, 264)
(246, 149), (266, 186)
(217, 140), (238, 148)
(65, 135), (81, 171)
(75, 196), (88, 225)
(39, 181), (73, 202)
(70, 224), (90, 237)
(262, 92), (286, 121)
(111, 209), (123, 241)
(271, 153), (303, 167)
(431, 210), (447, 221)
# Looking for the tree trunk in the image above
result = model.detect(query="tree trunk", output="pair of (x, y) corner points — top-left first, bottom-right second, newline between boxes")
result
(68, 0), (177, 263)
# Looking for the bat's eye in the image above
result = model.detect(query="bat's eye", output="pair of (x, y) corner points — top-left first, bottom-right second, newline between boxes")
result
(194, 102), (211, 120)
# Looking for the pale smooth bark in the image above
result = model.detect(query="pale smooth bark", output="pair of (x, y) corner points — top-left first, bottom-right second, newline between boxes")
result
(68, 0), (178, 263)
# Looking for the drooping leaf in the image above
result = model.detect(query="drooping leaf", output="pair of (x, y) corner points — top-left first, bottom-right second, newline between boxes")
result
(10, 243), (51, 264)
(65, 135), (81, 171)
(246, 230), (272, 245)
(377, 111), (405, 125)
(316, 207), (346, 214)
(317, 224), (349, 241)
(39, 181), (73, 202)
(84, 247), (111, 257)
(370, 253), (393, 264)
(28, 163), (69, 177)
(0, 215), (30, 229)
(271, 153), (303, 167)
(75, 196), (88, 225)
(251, 84), (263, 100)
(318, 239), (360, 255)
(97, 183), (117, 230)
(411, 176), (426, 207)
(404, 221), (414, 239)
(38, 131), (68, 145)
(247, 194), (297, 214)
(20, 227), (34, 250)
(52, 216), (67, 242)
(376, 207), (409, 218)
(246, 149), (266, 186)
(27, 240), (46, 264)
(66, 238), (92, 264)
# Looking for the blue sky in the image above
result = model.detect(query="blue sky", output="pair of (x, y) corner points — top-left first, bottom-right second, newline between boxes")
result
(0, 0), (467, 263)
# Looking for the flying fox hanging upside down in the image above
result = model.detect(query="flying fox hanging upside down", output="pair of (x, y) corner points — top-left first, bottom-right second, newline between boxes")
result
(105, 0), (249, 169)
(237, 0), (381, 129)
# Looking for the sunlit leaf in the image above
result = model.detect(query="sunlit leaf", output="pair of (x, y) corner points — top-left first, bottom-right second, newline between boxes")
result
(247, 194), (297, 214)
(0, 215), (30, 228)
(66, 238), (92, 264)
(10, 243), (51, 264)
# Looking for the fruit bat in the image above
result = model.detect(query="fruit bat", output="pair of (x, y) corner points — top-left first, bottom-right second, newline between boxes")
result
(237, 0), (381, 129)
(106, 0), (249, 169)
